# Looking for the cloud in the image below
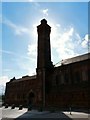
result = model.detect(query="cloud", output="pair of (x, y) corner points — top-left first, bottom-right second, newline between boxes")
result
(51, 26), (76, 60)
(15, 57), (36, 76)
(41, 9), (49, 16)
(0, 50), (14, 55)
(27, 22), (38, 61)
(49, 22), (88, 63)
(56, 24), (61, 27)
(0, 76), (10, 86)
(27, 44), (37, 57)
(2, 16), (30, 35)
(81, 34), (89, 48)
(27, 42), (37, 73)
(28, 0), (33, 1)
(0, 50), (31, 60)
(27, 20), (88, 65)
(3, 69), (11, 72)
(28, 67), (36, 75)
(0, 76), (9, 95)
(1, 49), (36, 78)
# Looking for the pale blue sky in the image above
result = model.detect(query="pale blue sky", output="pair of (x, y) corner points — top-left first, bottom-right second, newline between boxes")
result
(1, 0), (89, 2)
(0, 2), (89, 93)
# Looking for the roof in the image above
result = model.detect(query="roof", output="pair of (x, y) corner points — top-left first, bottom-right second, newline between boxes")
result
(10, 75), (36, 83)
(8, 53), (89, 83)
(55, 53), (89, 67)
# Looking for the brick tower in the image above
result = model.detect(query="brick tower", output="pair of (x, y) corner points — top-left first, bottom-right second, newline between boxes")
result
(36, 19), (53, 109)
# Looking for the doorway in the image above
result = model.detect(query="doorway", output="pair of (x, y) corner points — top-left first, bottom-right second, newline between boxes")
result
(28, 91), (35, 110)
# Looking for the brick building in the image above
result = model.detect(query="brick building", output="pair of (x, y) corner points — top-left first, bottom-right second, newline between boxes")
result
(5, 19), (89, 109)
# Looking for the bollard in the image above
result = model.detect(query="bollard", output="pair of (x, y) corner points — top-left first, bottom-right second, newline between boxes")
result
(50, 107), (55, 113)
(11, 104), (15, 109)
(69, 107), (72, 115)
(28, 106), (32, 111)
(5, 104), (8, 108)
(38, 107), (43, 112)
(19, 105), (23, 110)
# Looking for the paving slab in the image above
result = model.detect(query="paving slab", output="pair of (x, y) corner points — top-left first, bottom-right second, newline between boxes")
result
(2, 107), (27, 119)
(63, 111), (89, 119)
(1, 107), (89, 120)
(0, 107), (2, 120)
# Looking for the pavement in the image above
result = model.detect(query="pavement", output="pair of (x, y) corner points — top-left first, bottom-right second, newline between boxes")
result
(0, 106), (89, 120)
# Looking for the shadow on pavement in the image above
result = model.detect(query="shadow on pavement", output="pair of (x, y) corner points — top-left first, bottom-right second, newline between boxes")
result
(14, 110), (72, 120)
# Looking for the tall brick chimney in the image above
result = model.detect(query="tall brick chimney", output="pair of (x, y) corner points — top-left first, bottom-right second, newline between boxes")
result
(36, 19), (53, 109)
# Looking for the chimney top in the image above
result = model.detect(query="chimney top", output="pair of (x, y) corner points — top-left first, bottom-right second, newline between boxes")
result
(41, 19), (47, 24)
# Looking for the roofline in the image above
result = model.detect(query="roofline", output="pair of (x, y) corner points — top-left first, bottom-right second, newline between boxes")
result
(54, 53), (89, 67)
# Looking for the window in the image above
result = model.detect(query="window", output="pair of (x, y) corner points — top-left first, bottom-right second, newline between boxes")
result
(74, 71), (80, 83)
(64, 73), (69, 84)
(61, 74), (64, 84)
(82, 70), (87, 81)
(56, 75), (59, 86)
